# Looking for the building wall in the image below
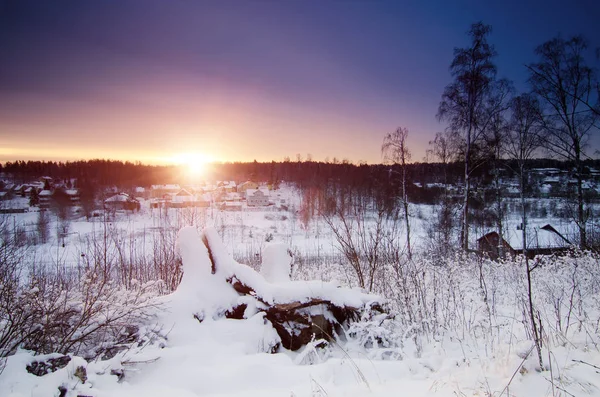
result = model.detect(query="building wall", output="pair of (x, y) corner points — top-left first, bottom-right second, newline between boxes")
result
(247, 192), (269, 206)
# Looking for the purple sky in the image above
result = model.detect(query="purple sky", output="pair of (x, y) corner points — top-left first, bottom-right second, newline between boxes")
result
(0, 0), (598, 164)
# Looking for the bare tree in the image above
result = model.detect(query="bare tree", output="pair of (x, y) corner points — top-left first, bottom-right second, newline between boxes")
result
(505, 93), (545, 368)
(321, 194), (397, 292)
(0, 215), (30, 359)
(428, 131), (459, 189)
(382, 127), (412, 259)
(482, 86), (512, 258)
(426, 131), (459, 258)
(36, 209), (50, 244)
(437, 22), (505, 251)
(527, 35), (600, 248)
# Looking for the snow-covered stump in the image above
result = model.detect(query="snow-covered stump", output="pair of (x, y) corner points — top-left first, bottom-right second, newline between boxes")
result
(174, 226), (384, 351)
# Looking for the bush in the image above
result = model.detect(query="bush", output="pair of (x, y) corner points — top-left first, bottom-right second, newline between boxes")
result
(0, 215), (162, 362)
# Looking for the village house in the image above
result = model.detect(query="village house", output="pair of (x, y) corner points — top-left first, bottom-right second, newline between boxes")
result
(222, 192), (242, 202)
(151, 184), (181, 199)
(216, 181), (237, 193)
(134, 186), (148, 199)
(194, 193), (212, 207)
(65, 189), (80, 204)
(104, 193), (140, 211)
(219, 201), (242, 211)
(38, 189), (53, 209)
(170, 189), (195, 208)
(477, 224), (572, 259)
(237, 181), (259, 196)
(246, 188), (270, 207)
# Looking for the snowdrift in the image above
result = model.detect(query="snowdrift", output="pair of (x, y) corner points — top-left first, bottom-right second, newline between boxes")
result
(173, 226), (383, 351)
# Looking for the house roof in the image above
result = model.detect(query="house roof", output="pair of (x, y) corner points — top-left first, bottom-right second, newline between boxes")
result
(104, 193), (138, 203)
(176, 189), (193, 196)
(246, 189), (269, 197)
(480, 224), (571, 251)
(151, 184), (180, 190)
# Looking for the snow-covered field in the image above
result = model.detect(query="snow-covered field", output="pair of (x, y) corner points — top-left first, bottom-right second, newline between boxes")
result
(2, 188), (600, 396)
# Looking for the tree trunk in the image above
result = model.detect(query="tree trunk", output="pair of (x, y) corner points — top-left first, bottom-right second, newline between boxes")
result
(520, 163), (543, 369)
(463, 137), (471, 252)
(495, 157), (504, 259)
(402, 164), (412, 260)
(576, 148), (586, 248)
(520, 164), (527, 261)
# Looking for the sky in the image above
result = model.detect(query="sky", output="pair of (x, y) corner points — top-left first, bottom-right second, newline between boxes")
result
(0, 0), (599, 165)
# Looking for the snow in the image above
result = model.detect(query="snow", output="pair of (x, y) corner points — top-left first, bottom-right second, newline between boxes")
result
(246, 188), (269, 197)
(104, 193), (132, 202)
(170, 226), (239, 318)
(151, 184), (180, 190)
(260, 243), (292, 283)
(3, 185), (600, 396)
(504, 224), (571, 250)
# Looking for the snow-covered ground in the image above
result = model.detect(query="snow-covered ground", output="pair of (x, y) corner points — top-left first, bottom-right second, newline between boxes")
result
(3, 228), (600, 396)
(2, 188), (600, 396)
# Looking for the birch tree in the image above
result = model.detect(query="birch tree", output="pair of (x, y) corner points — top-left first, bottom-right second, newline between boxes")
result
(506, 93), (545, 368)
(437, 22), (504, 251)
(382, 127), (412, 259)
(527, 35), (599, 248)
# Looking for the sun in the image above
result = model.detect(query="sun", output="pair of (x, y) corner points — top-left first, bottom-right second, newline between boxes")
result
(171, 152), (212, 178)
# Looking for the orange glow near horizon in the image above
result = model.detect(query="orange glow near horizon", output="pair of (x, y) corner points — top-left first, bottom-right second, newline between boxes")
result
(166, 152), (215, 178)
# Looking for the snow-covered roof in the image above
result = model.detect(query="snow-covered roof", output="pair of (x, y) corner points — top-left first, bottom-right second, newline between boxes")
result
(247, 189), (269, 197)
(503, 225), (571, 250)
(176, 189), (193, 196)
(151, 184), (180, 190)
(104, 193), (136, 203)
(39, 190), (52, 197)
(542, 176), (560, 183)
(173, 189), (195, 202)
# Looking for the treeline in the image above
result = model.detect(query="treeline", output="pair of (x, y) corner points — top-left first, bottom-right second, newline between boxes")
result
(1, 160), (177, 187)
(3, 157), (600, 195)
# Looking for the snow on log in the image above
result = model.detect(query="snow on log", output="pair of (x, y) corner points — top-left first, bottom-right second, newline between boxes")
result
(260, 243), (292, 283)
(175, 226), (384, 351)
(172, 227), (239, 314)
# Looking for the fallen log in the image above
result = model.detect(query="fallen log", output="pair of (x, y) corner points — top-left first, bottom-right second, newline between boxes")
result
(176, 226), (385, 352)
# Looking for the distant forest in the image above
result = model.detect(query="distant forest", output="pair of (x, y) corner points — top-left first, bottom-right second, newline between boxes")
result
(2, 157), (600, 202)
